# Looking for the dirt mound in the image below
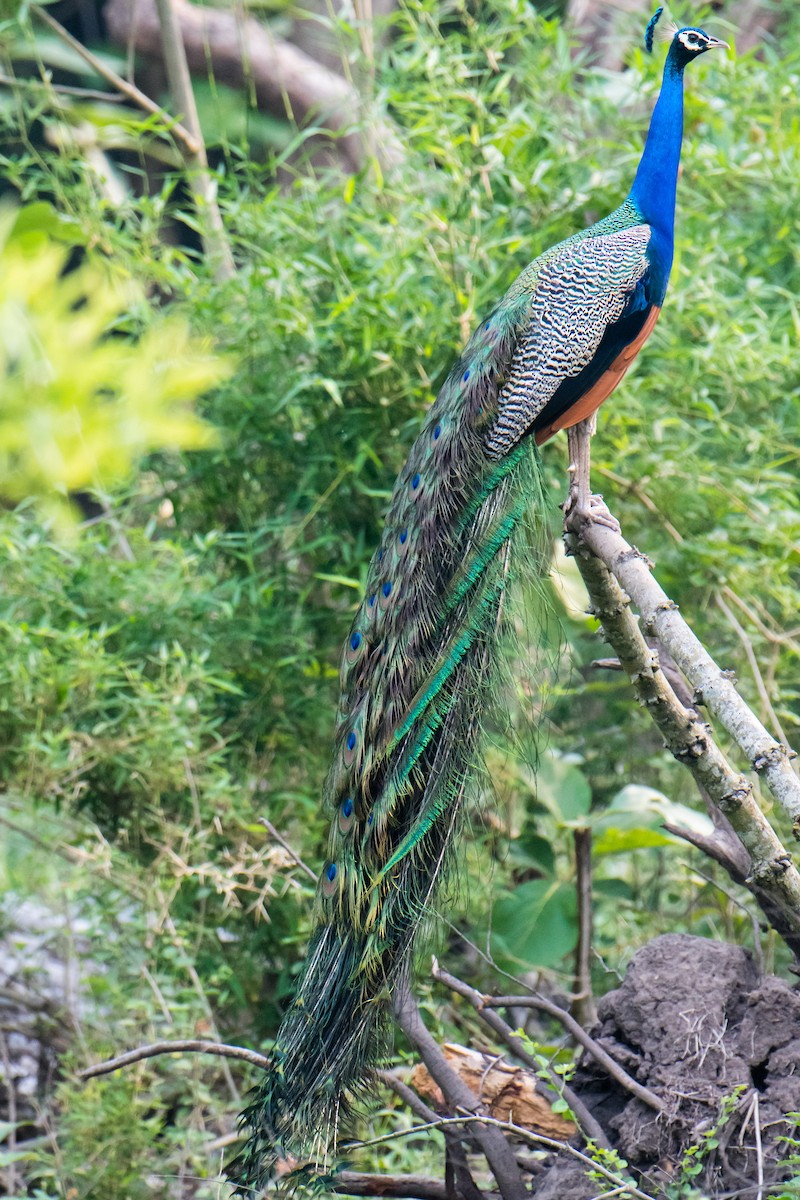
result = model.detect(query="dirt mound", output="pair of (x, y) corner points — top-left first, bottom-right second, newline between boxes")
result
(548, 933), (800, 1196)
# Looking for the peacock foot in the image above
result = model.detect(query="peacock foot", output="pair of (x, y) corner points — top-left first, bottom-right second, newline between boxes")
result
(562, 488), (621, 534)
(583, 492), (621, 533)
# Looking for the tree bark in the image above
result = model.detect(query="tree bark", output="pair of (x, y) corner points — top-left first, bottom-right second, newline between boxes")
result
(103, 0), (402, 172)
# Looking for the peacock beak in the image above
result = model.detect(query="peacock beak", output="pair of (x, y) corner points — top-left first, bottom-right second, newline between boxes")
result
(705, 35), (730, 51)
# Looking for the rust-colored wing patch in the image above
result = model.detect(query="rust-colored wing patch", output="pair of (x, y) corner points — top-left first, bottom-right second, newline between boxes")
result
(534, 304), (661, 445)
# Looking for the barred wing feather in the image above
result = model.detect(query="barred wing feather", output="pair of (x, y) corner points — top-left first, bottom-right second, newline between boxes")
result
(486, 225), (652, 458)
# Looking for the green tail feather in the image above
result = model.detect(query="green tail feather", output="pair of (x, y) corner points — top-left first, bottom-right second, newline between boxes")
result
(230, 294), (552, 1192)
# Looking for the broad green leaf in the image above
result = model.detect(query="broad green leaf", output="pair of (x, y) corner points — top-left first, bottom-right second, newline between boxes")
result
(593, 878), (634, 900)
(534, 754), (592, 823)
(490, 879), (578, 969)
(595, 784), (714, 840)
(512, 831), (556, 876)
(593, 827), (678, 856)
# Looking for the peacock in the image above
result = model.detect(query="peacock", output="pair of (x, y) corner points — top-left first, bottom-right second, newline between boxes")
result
(232, 10), (726, 1188)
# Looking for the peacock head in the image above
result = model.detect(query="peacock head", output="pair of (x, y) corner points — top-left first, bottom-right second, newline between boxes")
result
(645, 8), (728, 67)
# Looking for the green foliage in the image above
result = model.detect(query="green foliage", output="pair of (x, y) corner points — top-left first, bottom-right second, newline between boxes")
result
(0, 205), (223, 525)
(664, 1086), (748, 1199)
(776, 1114), (800, 1196)
(49, 1074), (165, 1198)
(584, 1142), (641, 1196)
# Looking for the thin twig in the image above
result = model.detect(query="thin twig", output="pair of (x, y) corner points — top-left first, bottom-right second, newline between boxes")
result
(376, 1069), (440, 1126)
(0, 983), (58, 1015)
(664, 782), (788, 950)
(259, 817), (317, 881)
(78, 1039), (269, 1080)
(721, 584), (800, 652)
(572, 827), (597, 1029)
(433, 962), (664, 1119)
(431, 965), (609, 1146)
(0, 812), (77, 864)
(104, 0), (404, 173)
(30, 5), (201, 153)
(141, 963), (174, 1025)
(0, 72), (123, 101)
(752, 1091), (764, 1200)
(595, 465), (684, 544)
(437, 914), (534, 995)
(658, 806), (789, 960)
(161, 911), (241, 1103)
(716, 593), (791, 749)
(684, 864), (763, 971)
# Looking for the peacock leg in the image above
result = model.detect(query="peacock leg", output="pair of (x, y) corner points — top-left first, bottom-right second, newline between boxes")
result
(563, 415), (620, 532)
(566, 415), (594, 518)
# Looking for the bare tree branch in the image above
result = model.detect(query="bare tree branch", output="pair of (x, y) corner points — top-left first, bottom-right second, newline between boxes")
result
(444, 1133), (491, 1200)
(31, 5), (200, 154)
(345, 1114), (656, 1200)
(575, 517), (800, 834)
(78, 1039), (269, 1080)
(259, 816), (317, 881)
(392, 978), (528, 1200)
(431, 962), (664, 1121)
(0, 74), (123, 102)
(104, 0), (403, 173)
(153, 0), (235, 280)
(376, 1068), (440, 1125)
(572, 826), (597, 1029)
(563, 508), (800, 963)
(333, 1172), (490, 1199)
(76, 1041), (525, 1199)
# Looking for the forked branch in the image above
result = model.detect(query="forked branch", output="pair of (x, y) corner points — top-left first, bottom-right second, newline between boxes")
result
(575, 513), (800, 833)
(564, 493), (800, 963)
(392, 978), (528, 1200)
(431, 961), (663, 1121)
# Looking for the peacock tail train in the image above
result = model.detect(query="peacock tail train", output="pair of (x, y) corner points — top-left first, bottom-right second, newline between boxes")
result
(232, 10), (726, 1188)
(232, 287), (550, 1187)
(232, 202), (657, 1185)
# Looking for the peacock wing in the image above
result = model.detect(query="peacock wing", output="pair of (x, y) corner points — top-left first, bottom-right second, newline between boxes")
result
(486, 224), (652, 459)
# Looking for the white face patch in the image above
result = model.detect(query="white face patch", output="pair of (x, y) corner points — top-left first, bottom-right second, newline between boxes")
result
(678, 29), (707, 52)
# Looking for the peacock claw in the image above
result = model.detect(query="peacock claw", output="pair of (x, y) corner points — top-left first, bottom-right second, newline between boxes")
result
(562, 488), (621, 533)
(585, 492), (622, 532)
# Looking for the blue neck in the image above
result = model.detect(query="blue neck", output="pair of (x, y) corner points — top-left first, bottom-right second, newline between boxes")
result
(629, 52), (685, 237)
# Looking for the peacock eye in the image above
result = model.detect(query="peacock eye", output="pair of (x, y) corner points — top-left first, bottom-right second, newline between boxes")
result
(321, 861), (340, 897)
